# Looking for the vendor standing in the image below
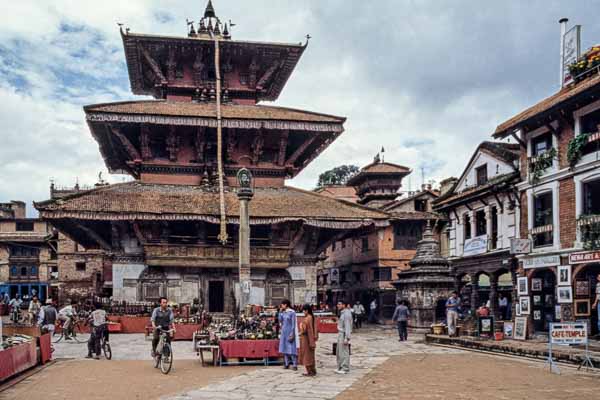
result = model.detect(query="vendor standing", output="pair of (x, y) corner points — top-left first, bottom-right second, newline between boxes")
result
(278, 299), (299, 371)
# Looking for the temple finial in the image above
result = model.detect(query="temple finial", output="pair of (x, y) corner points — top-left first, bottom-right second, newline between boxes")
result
(223, 23), (230, 39)
(204, 0), (216, 19)
(187, 19), (196, 36)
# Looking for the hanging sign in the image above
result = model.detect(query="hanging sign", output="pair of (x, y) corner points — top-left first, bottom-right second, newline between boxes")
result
(569, 250), (600, 265)
(510, 238), (531, 254)
(463, 235), (488, 257)
(523, 255), (560, 269)
(562, 25), (581, 87)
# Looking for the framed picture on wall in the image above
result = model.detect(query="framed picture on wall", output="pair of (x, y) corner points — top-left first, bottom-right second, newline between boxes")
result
(554, 305), (562, 320)
(533, 310), (542, 320)
(574, 299), (591, 317)
(531, 278), (543, 291)
(517, 277), (528, 295)
(533, 295), (542, 306)
(519, 296), (531, 315)
(503, 322), (514, 338)
(575, 279), (590, 298)
(545, 294), (554, 306)
(558, 265), (571, 286)
(516, 303), (522, 317)
(514, 317), (527, 340)
(557, 286), (573, 304)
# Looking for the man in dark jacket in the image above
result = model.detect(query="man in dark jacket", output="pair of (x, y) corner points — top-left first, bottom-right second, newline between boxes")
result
(392, 300), (410, 341)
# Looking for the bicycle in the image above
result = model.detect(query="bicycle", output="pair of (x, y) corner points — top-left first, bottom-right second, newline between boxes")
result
(53, 315), (87, 343)
(100, 325), (112, 360)
(153, 328), (174, 374)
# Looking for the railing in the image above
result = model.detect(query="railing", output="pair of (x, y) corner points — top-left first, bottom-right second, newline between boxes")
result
(530, 224), (553, 234)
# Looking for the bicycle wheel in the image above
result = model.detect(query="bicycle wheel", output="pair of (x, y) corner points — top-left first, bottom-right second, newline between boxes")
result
(103, 341), (112, 360)
(160, 343), (173, 374)
(71, 323), (87, 343)
(52, 331), (63, 344)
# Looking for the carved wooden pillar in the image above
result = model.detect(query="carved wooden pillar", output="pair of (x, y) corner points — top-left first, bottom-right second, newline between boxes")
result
(469, 273), (479, 316)
(140, 125), (152, 161)
(166, 127), (179, 162)
(195, 127), (206, 163)
(278, 130), (289, 166)
(489, 274), (499, 319)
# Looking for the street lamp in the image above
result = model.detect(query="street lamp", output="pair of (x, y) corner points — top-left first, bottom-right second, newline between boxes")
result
(237, 168), (254, 310)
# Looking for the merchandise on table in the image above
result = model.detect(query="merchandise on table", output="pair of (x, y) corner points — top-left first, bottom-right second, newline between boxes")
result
(1, 334), (34, 350)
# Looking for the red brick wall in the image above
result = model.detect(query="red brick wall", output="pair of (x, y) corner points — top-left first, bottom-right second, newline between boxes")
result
(559, 177), (576, 249)
(520, 191), (528, 239)
(557, 123), (575, 169)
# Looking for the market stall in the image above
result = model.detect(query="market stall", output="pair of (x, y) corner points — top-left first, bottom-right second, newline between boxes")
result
(0, 335), (37, 382)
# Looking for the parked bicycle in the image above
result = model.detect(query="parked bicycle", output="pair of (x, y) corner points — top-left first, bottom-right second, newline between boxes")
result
(153, 328), (174, 374)
(100, 325), (112, 360)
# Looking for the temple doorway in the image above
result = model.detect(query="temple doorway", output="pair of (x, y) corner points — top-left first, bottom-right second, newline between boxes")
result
(208, 281), (224, 312)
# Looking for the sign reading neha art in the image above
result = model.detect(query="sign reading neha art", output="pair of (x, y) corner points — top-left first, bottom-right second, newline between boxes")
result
(463, 235), (488, 257)
(569, 250), (600, 265)
(550, 322), (587, 345)
(523, 255), (560, 269)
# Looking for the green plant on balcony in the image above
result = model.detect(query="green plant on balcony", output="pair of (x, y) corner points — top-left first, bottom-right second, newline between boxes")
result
(567, 133), (591, 167)
(529, 147), (557, 185)
(578, 215), (600, 250)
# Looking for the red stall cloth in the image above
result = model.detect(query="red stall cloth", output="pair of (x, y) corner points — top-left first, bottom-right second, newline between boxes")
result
(108, 316), (149, 334)
(173, 324), (201, 341)
(316, 317), (338, 334)
(219, 340), (281, 359)
(0, 341), (37, 382)
(39, 333), (52, 365)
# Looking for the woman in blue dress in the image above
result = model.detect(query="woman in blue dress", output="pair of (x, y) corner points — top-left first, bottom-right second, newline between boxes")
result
(278, 299), (299, 370)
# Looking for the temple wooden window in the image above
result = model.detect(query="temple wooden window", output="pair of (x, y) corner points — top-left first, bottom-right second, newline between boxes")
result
(361, 237), (369, 253)
(490, 206), (498, 250)
(250, 225), (271, 246)
(9, 265), (38, 281)
(76, 262), (86, 272)
(9, 245), (39, 257)
(16, 221), (34, 231)
(533, 192), (553, 247)
(531, 132), (553, 157)
(463, 214), (471, 240)
(393, 223), (422, 250)
(475, 209), (486, 237)
(476, 165), (488, 186)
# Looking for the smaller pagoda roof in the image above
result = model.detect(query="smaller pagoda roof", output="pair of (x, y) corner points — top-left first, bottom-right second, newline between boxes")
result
(346, 161), (411, 186)
(85, 100), (345, 130)
(35, 182), (389, 229)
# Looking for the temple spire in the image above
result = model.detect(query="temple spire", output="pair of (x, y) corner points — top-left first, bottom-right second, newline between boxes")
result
(204, 0), (216, 19)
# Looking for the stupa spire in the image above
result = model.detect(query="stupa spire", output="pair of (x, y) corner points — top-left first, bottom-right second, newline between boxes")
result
(204, 0), (216, 19)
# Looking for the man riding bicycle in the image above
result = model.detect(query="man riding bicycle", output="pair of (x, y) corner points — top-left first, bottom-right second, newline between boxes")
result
(151, 297), (175, 357)
(87, 302), (107, 359)
(58, 300), (78, 340)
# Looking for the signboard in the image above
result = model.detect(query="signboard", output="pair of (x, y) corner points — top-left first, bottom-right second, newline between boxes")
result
(510, 238), (531, 254)
(330, 268), (339, 283)
(562, 25), (581, 87)
(287, 266), (306, 281)
(569, 250), (600, 265)
(463, 235), (487, 257)
(550, 322), (587, 345)
(523, 255), (560, 269)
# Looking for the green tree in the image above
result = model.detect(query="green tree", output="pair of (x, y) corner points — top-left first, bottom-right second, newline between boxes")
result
(316, 165), (360, 187)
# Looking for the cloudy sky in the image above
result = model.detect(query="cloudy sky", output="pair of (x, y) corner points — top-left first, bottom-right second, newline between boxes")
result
(1, 1), (600, 216)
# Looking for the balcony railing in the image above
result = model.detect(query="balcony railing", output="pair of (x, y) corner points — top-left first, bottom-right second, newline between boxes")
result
(530, 224), (553, 234)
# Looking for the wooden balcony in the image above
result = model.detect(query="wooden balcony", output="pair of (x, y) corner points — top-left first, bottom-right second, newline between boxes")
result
(143, 244), (291, 268)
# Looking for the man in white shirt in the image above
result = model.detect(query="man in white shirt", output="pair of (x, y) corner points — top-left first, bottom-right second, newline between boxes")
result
(87, 303), (107, 359)
(58, 300), (77, 340)
(498, 294), (508, 320)
(352, 301), (365, 328)
(368, 299), (377, 324)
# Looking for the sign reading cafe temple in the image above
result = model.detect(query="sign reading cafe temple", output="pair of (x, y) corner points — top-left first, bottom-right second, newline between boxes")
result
(34, 1), (389, 310)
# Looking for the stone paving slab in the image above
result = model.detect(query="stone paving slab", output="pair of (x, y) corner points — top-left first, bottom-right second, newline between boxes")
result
(165, 328), (463, 400)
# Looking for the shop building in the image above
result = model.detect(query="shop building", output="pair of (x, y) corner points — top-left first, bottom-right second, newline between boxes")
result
(35, 2), (389, 311)
(493, 38), (600, 336)
(433, 141), (521, 319)
(0, 202), (55, 301)
(318, 159), (440, 321)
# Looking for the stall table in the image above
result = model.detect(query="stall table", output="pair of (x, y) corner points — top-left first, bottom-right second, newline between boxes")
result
(196, 344), (220, 366)
(218, 339), (282, 366)
(0, 341), (37, 382)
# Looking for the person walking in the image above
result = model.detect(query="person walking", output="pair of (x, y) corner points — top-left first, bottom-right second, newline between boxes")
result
(446, 291), (460, 337)
(27, 295), (41, 325)
(392, 300), (410, 341)
(368, 299), (377, 324)
(299, 304), (318, 376)
(278, 299), (299, 370)
(336, 301), (352, 374)
(352, 301), (365, 329)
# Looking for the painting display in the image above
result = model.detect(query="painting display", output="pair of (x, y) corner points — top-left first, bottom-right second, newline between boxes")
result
(531, 278), (542, 291)
(519, 296), (531, 315)
(517, 277), (528, 295)
(514, 317), (527, 340)
(574, 299), (591, 317)
(503, 322), (514, 338)
(575, 279), (590, 298)
(555, 305), (562, 320)
(557, 265), (571, 286)
(557, 286), (573, 304)
(533, 310), (542, 320)
(533, 295), (542, 306)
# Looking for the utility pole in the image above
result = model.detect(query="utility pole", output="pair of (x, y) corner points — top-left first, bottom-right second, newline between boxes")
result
(237, 168), (254, 311)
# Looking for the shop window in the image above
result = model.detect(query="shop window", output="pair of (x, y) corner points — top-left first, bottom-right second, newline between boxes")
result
(361, 237), (369, 253)
(475, 210), (486, 237)
(16, 221), (34, 231)
(583, 179), (600, 215)
(76, 262), (86, 272)
(476, 165), (488, 186)
(533, 192), (553, 247)
(353, 272), (362, 282)
(491, 207), (498, 250)
(373, 268), (392, 281)
(463, 214), (471, 240)
(393, 223), (422, 250)
(531, 132), (553, 157)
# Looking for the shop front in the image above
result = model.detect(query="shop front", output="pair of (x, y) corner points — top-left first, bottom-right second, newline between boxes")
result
(570, 250), (600, 336)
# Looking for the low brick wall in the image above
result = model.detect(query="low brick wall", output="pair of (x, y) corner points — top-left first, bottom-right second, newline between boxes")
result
(426, 334), (600, 367)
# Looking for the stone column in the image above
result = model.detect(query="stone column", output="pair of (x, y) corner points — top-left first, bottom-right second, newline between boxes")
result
(469, 273), (479, 315)
(237, 169), (254, 311)
(470, 212), (477, 240)
(485, 206), (493, 244)
(489, 274), (498, 319)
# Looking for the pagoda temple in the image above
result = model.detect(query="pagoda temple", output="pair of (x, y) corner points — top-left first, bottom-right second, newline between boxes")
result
(35, 1), (388, 312)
